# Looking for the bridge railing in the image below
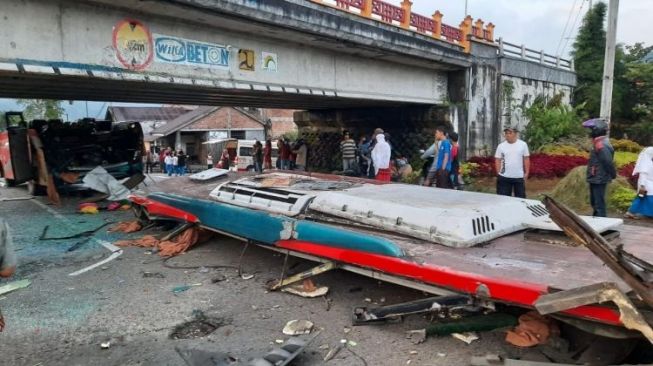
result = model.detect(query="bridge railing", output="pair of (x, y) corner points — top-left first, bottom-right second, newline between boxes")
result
(311, 0), (573, 71)
(311, 0), (495, 52)
(498, 39), (574, 71)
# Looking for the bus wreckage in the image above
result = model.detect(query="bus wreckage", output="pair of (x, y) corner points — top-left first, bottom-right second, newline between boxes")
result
(128, 172), (653, 345)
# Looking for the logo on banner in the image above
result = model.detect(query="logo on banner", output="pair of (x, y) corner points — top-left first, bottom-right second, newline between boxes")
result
(113, 19), (153, 70)
(238, 49), (255, 71)
(262, 52), (278, 72)
(154, 34), (229, 68)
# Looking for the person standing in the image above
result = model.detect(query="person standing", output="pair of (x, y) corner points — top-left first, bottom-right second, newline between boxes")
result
(144, 150), (153, 173)
(583, 119), (616, 217)
(278, 138), (290, 170)
(253, 140), (263, 173)
(287, 140), (296, 170)
(159, 148), (168, 174)
(494, 127), (530, 198)
(164, 151), (174, 177)
(625, 147), (653, 219)
(434, 127), (453, 189)
(421, 136), (441, 187)
(340, 131), (357, 173)
(293, 139), (308, 171)
(0, 219), (17, 332)
(219, 149), (230, 170)
(263, 139), (273, 170)
(171, 151), (179, 176)
(371, 131), (391, 181)
(176, 150), (187, 176)
(450, 132), (461, 189)
(206, 153), (213, 170)
(358, 136), (371, 177)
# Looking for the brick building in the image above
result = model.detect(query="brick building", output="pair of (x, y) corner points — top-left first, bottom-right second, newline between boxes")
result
(148, 107), (297, 164)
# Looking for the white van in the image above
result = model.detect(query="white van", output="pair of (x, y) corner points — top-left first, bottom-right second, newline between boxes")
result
(203, 138), (277, 171)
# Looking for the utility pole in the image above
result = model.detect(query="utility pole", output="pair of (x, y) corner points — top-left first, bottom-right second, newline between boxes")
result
(599, 0), (619, 128)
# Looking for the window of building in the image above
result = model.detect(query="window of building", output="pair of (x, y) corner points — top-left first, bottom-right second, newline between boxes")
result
(230, 130), (246, 140)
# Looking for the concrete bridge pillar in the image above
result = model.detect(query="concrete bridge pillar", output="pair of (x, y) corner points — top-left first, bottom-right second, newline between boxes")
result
(294, 106), (456, 172)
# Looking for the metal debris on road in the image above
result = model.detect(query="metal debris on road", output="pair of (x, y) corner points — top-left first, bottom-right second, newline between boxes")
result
(0, 279), (31, 296)
(40, 222), (112, 241)
(282, 319), (314, 336)
(172, 283), (202, 294)
(451, 332), (479, 344)
(280, 279), (328, 298)
(100, 341), (111, 349)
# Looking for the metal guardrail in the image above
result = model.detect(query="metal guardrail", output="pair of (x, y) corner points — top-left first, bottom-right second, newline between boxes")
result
(498, 38), (574, 71)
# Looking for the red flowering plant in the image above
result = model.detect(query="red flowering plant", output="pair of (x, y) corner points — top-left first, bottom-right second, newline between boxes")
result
(467, 154), (588, 178)
(618, 162), (638, 189)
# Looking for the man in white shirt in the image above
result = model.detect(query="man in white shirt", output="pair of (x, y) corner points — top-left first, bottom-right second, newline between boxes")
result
(494, 127), (530, 198)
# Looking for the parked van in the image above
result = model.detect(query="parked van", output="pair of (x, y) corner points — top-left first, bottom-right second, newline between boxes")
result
(203, 138), (277, 171)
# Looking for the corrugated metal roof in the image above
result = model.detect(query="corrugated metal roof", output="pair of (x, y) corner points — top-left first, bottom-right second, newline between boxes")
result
(149, 106), (218, 136)
(106, 106), (192, 122)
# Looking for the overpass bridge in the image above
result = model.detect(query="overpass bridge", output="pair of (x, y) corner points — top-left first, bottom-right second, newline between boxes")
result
(0, 0), (576, 161)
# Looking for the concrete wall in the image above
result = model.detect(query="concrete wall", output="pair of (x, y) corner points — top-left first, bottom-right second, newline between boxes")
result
(1, 0), (452, 105)
(464, 42), (577, 155)
(498, 75), (573, 133)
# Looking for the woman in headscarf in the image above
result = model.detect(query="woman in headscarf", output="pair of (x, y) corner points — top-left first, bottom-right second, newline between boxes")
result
(625, 147), (653, 219)
(371, 132), (391, 181)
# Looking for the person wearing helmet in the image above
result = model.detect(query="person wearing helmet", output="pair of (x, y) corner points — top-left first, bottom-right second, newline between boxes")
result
(583, 118), (616, 217)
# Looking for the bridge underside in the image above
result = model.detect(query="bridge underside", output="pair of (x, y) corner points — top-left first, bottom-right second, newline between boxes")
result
(0, 72), (419, 110)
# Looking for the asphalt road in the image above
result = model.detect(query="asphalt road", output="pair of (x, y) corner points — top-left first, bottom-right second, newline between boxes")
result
(0, 178), (571, 366)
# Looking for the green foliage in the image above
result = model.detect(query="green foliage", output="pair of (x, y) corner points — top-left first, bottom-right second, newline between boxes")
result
(549, 166), (634, 215)
(16, 99), (64, 121)
(460, 162), (479, 184)
(523, 94), (585, 151)
(608, 186), (637, 212)
(400, 170), (421, 185)
(624, 43), (653, 63)
(614, 151), (639, 168)
(539, 144), (588, 157)
(572, 2), (607, 118)
(572, 2), (627, 119)
(610, 138), (643, 153)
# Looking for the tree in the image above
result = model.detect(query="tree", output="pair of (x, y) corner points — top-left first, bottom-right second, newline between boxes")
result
(16, 99), (64, 121)
(624, 42), (653, 63)
(571, 2), (607, 118)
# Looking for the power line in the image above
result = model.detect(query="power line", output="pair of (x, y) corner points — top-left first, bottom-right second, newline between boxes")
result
(561, 0), (587, 56)
(555, 0), (579, 56)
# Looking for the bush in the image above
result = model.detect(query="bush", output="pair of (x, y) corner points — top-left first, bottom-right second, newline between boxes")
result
(610, 138), (643, 153)
(523, 94), (585, 151)
(467, 156), (494, 177)
(618, 162), (638, 189)
(529, 154), (588, 178)
(539, 144), (589, 157)
(609, 186), (637, 212)
(549, 166), (635, 214)
(468, 154), (587, 179)
(460, 162), (479, 183)
(614, 151), (638, 168)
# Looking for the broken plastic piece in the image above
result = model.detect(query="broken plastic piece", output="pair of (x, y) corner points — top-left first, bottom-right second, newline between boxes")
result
(282, 320), (314, 336)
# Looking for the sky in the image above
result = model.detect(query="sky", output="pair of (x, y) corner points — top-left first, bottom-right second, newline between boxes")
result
(412, 0), (651, 58)
(1, 0), (649, 120)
